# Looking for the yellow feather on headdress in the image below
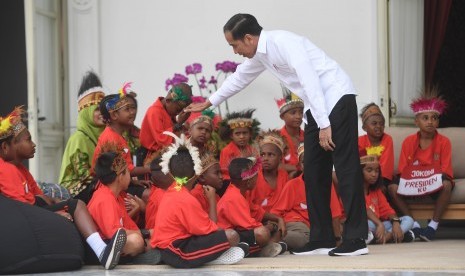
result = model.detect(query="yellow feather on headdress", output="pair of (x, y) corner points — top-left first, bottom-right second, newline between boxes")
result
(0, 116), (12, 134)
(366, 145), (384, 157)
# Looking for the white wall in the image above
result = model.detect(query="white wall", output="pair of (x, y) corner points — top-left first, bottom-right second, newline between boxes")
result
(68, 0), (379, 132)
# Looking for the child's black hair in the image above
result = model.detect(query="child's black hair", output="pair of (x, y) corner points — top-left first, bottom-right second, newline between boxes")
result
(361, 162), (384, 192)
(95, 152), (119, 184)
(228, 157), (253, 181)
(169, 147), (195, 179)
(99, 94), (119, 124)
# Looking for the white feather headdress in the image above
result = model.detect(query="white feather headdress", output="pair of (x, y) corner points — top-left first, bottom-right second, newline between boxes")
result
(160, 131), (202, 176)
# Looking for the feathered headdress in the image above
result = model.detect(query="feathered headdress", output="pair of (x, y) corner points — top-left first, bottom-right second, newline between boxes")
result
(77, 71), (105, 112)
(160, 131), (202, 191)
(0, 106), (27, 140)
(410, 86), (447, 115)
(169, 85), (193, 104)
(275, 85), (304, 115)
(241, 157), (261, 180)
(359, 145), (382, 165)
(105, 82), (134, 111)
(190, 109), (215, 129)
(199, 152), (219, 175)
(219, 109), (261, 141)
(257, 129), (287, 155)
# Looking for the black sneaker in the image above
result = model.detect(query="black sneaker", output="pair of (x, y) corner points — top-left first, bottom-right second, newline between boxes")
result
(278, 241), (288, 255)
(99, 228), (127, 269)
(419, 226), (436, 242)
(290, 241), (336, 255)
(402, 230), (415, 243)
(131, 248), (162, 265)
(411, 227), (421, 240)
(328, 238), (369, 256)
(237, 242), (250, 257)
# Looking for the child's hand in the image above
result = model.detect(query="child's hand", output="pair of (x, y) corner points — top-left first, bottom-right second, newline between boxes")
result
(177, 110), (191, 124)
(125, 194), (141, 213)
(391, 223), (404, 243)
(375, 223), (386, 244)
(56, 210), (73, 221)
(202, 185), (217, 202)
(277, 217), (287, 238)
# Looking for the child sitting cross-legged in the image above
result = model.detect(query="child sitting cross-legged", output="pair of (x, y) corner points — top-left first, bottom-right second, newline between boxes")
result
(150, 132), (245, 268)
(0, 107), (126, 270)
(89, 142), (161, 265)
(217, 157), (287, 257)
(360, 149), (414, 244)
(190, 152), (223, 221)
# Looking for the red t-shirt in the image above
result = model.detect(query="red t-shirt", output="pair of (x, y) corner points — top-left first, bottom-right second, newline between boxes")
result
(92, 126), (135, 172)
(145, 186), (165, 230)
(151, 183), (218, 249)
(139, 98), (175, 152)
(190, 183), (220, 214)
(0, 159), (43, 204)
(217, 184), (263, 230)
(358, 133), (395, 181)
(248, 169), (288, 212)
(398, 131), (453, 179)
(271, 176), (342, 227)
(365, 188), (396, 220)
(219, 142), (258, 179)
(87, 184), (139, 239)
(280, 126), (304, 167)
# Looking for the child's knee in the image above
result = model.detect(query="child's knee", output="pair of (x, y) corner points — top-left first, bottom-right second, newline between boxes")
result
(442, 180), (453, 193)
(254, 226), (271, 246)
(124, 233), (145, 256)
(224, 229), (239, 246)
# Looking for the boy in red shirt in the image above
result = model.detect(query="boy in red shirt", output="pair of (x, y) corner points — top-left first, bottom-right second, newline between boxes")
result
(140, 83), (193, 161)
(217, 157), (286, 257)
(92, 83), (151, 204)
(0, 107), (126, 270)
(249, 130), (288, 212)
(190, 152), (223, 220)
(358, 103), (394, 189)
(273, 144), (344, 252)
(188, 110), (218, 157)
(219, 109), (260, 180)
(388, 90), (453, 241)
(151, 132), (245, 268)
(276, 86), (304, 176)
(89, 142), (154, 263)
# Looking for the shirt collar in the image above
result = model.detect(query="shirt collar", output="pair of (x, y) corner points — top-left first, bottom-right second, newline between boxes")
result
(256, 30), (267, 54)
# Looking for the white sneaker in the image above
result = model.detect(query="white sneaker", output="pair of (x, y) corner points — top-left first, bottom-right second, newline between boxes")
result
(207, 247), (244, 265)
(259, 242), (282, 257)
(365, 231), (374, 245)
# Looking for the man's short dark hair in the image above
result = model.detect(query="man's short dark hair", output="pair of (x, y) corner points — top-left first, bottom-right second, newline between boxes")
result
(223, 13), (262, 40)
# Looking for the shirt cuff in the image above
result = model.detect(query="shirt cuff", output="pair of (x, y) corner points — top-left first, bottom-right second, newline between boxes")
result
(208, 93), (222, 107)
(316, 117), (331, 129)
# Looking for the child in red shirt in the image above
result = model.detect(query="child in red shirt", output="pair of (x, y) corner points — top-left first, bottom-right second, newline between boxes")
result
(358, 103), (394, 188)
(0, 107), (126, 270)
(190, 153), (223, 221)
(388, 90), (453, 241)
(275, 86), (304, 176)
(249, 130), (288, 212)
(92, 83), (151, 201)
(361, 153), (414, 244)
(217, 157), (286, 257)
(140, 83), (193, 161)
(219, 109), (260, 180)
(272, 144), (344, 252)
(188, 110), (218, 157)
(89, 143), (147, 261)
(150, 132), (245, 268)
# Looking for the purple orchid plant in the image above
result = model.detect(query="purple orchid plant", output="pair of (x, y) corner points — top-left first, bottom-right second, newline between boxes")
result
(165, 61), (240, 116)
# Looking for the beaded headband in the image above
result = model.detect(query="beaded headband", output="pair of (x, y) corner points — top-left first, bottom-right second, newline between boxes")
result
(0, 106), (27, 140)
(78, 87), (105, 112)
(359, 145), (382, 165)
(361, 104), (384, 123)
(199, 152), (219, 175)
(241, 157), (261, 180)
(105, 82), (133, 111)
(99, 141), (128, 175)
(275, 85), (304, 115)
(257, 129), (286, 154)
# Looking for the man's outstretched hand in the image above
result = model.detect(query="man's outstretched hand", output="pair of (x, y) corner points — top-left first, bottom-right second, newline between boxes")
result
(184, 100), (212, 113)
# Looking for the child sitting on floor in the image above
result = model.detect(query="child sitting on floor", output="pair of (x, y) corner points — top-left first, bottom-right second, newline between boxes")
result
(249, 130), (289, 212)
(140, 83), (193, 162)
(276, 86), (304, 176)
(388, 88), (453, 241)
(219, 109), (260, 180)
(217, 157), (286, 257)
(361, 150), (414, 244)
(358, 103), (394, 189)
(190, 152), (223, 221)
(272, 144), (344, 252)
(89, 142), (160, 264)
(92, 82), (151, 201)
(150, 132), (245, 268)
(0, 107), (126, 270)
(188, 109), (217, 157)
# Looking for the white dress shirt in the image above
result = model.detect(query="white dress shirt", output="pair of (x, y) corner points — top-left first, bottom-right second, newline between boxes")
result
(209, 30), (356, 129)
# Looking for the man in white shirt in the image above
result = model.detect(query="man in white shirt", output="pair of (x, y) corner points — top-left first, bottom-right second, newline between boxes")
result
(185, 13), (368, 256)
